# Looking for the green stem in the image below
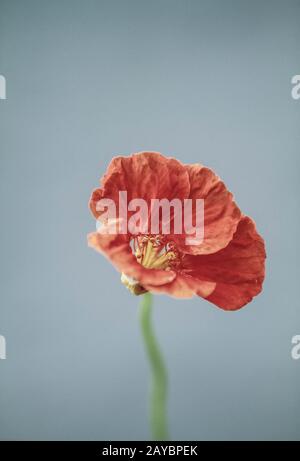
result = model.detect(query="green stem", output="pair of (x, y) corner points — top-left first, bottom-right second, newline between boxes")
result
(139, 292), (169, 441)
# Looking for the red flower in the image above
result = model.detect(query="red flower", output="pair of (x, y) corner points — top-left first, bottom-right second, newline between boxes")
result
(88, 152), (266, 310)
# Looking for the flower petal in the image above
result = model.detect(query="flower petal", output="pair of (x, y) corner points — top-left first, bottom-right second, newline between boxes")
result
(174, 164), (241, 255)
(144, 274), (216, 299)
(182, 216), (266, 310)
(89, 152), (190, 221)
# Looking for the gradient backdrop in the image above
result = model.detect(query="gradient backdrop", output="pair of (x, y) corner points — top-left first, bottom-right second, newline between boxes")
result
(0, 0), (299, 440)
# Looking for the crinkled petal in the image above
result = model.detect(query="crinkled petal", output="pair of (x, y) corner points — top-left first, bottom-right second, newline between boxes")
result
(144, 274), (216, 299)
(89, 152), (190, 222)
(174, 164), (242, 255)
(181, 216), (266, 310)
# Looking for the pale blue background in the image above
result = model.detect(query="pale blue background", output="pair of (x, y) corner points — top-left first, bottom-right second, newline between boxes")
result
(0, 0), (299, 440)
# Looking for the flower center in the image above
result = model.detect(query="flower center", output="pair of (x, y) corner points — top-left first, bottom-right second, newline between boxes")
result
(121, 236), (179, 295)
(134, 236), (177, 270)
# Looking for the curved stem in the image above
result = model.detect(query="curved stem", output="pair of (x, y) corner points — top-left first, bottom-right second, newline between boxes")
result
(139, 292), (169, 440)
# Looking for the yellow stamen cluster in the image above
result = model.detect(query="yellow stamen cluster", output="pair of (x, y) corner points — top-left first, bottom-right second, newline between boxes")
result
(121, 236), (177, 295)
(136, 238), (176, 270)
